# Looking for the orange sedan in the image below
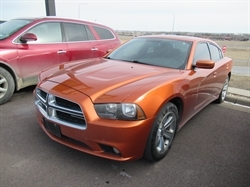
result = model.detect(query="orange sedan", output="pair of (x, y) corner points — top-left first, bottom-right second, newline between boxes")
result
(35, 35), (233, 162)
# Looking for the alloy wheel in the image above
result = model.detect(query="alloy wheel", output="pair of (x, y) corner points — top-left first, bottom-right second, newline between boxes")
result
(155, 111), (177, 154)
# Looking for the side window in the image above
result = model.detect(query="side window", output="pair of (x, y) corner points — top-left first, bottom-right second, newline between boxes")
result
(25, 22), (62, 43)
(93, 26), (115, 39)
(209, 44), (222, 62)
(193, 43), (210, 65)
(64, 23), (95, 42)
(85, 26), (95, 40)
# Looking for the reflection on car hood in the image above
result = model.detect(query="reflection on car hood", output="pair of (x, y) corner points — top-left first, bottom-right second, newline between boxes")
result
(44, 58), (179, 102)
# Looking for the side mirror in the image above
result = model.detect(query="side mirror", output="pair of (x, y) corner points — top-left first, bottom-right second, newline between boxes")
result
(195, 60), (215, 69)
(106, 49), (113, 54)
(103, 49), (113, 58)
(20, 33), (37, 43)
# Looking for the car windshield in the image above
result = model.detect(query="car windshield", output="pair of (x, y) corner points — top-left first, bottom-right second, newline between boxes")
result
(107, 37), (192, 70)
(0, 19), (33, 40)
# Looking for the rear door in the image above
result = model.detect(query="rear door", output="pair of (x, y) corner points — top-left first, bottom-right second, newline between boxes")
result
(90, 25), (121, 57)
(62, 22), (99, 60)
(16, 22), (68, 78)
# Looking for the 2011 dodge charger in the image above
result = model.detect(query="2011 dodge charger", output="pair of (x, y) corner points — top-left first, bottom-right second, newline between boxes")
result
(35, 35), (232, 162)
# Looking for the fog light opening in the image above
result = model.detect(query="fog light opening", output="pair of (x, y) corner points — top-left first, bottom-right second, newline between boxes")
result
(113, 147), (120, 154)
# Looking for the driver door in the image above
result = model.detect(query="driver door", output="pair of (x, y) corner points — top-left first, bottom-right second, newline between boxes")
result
(192, 42), (217, 111)
(16, 22), (68, 79)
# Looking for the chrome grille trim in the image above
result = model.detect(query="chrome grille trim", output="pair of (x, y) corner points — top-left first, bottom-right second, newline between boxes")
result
(35, 88), (87, 130)
(49, 102), (83, 115)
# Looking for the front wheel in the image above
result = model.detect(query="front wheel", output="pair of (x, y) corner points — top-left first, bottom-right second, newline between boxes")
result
(215, 76), (229, 103)
(0, 67), (15, 105)
(144, 102), (178, 161)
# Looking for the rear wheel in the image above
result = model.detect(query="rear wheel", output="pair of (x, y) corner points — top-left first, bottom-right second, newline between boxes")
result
(0, 67), (15, 105)
(144, 102), (178, 161)
(215, 76), (229, 103)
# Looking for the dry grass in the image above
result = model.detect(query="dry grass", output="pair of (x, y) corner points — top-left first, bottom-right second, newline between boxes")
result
(119, 35), (133, 43)
(224, 51), (249, 66)
(215, 40), (250, 67)
(230, 75), (250, 91)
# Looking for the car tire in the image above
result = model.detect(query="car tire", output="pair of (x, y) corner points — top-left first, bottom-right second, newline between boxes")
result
(215, 76), (229, 103)
(144, 102), (178, 161)
(0, 67), (15, 105)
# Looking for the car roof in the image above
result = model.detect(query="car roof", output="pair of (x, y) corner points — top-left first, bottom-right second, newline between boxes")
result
(137, 34), (214, 43)
(11, 16), (111, 28)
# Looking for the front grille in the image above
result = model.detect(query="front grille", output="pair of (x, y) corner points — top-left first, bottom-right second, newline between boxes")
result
(39, 89), (47, 101)
(56, 110), (85, 125)
(55, 97), (81, 111)
(35, 88), (87, 130)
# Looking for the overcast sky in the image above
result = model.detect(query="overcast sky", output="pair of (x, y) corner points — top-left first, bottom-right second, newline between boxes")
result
(0, 0), (249, 33)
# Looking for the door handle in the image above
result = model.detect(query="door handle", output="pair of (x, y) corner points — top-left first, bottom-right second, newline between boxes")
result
(91, 47), (98, 51)
(57, 50), (67, 54)
(213, 72), (217, 77)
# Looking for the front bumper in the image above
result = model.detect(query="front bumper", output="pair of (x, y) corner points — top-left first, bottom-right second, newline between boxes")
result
(36, 111), (154, 161)
(35, 81), (155, 161)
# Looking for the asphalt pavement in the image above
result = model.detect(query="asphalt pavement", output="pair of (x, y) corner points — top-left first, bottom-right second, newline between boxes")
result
(0, 86), (250, 187)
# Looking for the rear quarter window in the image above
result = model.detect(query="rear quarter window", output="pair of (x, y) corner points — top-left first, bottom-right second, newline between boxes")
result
(63, 23), (95, 42)
(93, 26), (115, 39)
(209, 43), (223, 62)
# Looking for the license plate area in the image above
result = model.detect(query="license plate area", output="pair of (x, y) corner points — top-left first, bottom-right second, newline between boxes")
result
(44, 118), (61, 138)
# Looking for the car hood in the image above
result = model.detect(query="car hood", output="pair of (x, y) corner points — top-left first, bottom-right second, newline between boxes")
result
(44, 58), (180, 103)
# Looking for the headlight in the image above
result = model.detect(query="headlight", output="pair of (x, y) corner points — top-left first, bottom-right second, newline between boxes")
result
(94, 103), (146, 120)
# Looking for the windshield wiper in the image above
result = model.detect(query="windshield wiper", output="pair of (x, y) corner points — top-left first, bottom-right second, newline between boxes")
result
(131, 60), (148, 65)
(104, 56), (112, 59)
(120, 59), (149, 65)
(105, 58), (149, 65)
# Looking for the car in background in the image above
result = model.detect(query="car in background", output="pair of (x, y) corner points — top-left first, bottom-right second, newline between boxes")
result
(0, 17), (121, 105)
(35, 35), (232, 162)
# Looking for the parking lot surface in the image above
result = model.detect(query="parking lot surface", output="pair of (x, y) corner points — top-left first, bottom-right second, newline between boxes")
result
(0, 86), (250, 187)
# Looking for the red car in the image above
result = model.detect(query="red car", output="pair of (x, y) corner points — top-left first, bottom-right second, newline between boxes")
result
(35, 35), (233, 162)
(0, 17), (121, 105)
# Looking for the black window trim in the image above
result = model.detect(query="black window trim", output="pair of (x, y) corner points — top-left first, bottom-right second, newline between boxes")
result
(193, 42), (211, 66)
(208, 42), (223, 61)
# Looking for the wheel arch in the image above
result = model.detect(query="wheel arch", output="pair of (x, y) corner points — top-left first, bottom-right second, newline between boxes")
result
(228, 71), (231, 80)
(150, 95), (184, 130)
(168, 97), (184, 130)
(143, 97), (182, 161)
(0, 63), (18, 91)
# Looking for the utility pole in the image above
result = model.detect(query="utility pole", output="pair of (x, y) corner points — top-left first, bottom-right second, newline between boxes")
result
(45, 0), (56, 16)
